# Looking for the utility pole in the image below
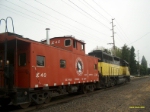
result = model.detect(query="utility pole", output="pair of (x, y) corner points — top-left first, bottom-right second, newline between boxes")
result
(137, 50), (140, 76)
(111, 18), (115, 49)
(108, 18), (116, 55)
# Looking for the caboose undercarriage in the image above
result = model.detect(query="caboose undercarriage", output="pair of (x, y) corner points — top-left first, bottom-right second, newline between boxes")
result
(0, 82), (100, 108)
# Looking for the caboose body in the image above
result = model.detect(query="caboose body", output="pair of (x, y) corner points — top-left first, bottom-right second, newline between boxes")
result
(0, 32), (99, 107)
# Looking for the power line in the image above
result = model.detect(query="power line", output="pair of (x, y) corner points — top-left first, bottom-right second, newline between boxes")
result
(61, 0), (96, 23)
(62, 0), (122, 44)
(80, 0), (123, 46)
(18, 0), (109, 41)
(92, 0), (113, 18)
(115, 27), (129, 43)
(92, 0), (130, 44)
(0, 4), (109, 45)
(115, 19), (131, 42)
(83, 0), (126, 46)
(116, 33), (127, 45)
(68, 0), (110, 29)
(6, 2), (105, 41)
(0, 5), (73, 33)
(34, 0), (110, 36)
(82, 0), (110, 22)
(81, 0), (124, 47)
(128, 32), (150, 45)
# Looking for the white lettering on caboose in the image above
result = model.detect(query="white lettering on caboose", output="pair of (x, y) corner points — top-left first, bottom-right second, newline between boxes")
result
(36, 72), (47, 78)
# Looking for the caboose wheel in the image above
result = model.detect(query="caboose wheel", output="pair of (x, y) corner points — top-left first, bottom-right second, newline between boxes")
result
(44, 96), (51, 104)
(89, 84), (94, 92)
(19, 103), (30, 109)
(82, 85), (87, 94)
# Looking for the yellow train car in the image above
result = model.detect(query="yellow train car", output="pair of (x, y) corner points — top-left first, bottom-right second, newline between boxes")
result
(88, 50), (130, 87)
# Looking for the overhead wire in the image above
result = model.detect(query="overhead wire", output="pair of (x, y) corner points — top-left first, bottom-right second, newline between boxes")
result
(92, 0), (113, 18)
(115, 27), (129, 43)
(19, 0), (110, 42)
(92, 0), (130, 45)
(128, 32), (150, 45)
(0, 3), (108, 45)
(0, 5), (71, 34)
(68, 0), (110, 30)
(82, 0), (110, 22)
(61, 0), (97, 23)
(115, 19), (131, 42)
(115, 33), (127, 46)
(34, 0), (112, 43)
(60, 0), (109, 37)
(34, 0), (110, 37)
(80, 0), (123, 46)
(78, 0), (122, 47)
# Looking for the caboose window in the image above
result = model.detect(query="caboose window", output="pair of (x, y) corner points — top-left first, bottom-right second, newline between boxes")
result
(65, 39), (71, 47)
(60, 59), (66, 68)
(94, 64), (97, 70)
(19, 53), (26, 66)
(81, 44), (84, 50)
(37, 56), (45, 66)
(73, 40), (77, 48)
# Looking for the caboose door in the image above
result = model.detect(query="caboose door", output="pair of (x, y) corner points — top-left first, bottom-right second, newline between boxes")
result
(17, 50), (30, 88)
(17, 41), (30, 88)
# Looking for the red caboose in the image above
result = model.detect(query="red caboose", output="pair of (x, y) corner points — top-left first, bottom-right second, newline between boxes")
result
(0, 31), (99, 108)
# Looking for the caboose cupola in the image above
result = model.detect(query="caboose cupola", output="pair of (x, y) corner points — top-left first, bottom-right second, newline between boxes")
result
(50, 36), (85, 55)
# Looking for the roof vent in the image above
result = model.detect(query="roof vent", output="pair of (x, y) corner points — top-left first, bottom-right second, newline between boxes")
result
(46, 28), (50, 45)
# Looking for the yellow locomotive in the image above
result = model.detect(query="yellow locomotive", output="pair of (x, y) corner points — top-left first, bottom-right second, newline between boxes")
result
(88, 50), (130, 87)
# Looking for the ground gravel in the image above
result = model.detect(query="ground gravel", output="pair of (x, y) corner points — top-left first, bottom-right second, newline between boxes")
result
(35, 77), (150, 112)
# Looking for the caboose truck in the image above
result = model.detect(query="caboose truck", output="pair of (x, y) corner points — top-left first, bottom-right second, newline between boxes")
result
(0, 30), (99, 108)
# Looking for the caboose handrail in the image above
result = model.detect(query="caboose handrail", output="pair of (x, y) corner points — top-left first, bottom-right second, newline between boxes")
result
(0, 17), (15, 33)
(6, 17), (15, 33)
(0, 18), (7, 32)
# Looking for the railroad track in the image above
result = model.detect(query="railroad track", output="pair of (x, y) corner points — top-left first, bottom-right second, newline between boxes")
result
(0, 76), (148, 112)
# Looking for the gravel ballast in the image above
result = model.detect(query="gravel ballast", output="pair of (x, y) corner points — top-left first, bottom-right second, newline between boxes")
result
(35, 77), (150, 112)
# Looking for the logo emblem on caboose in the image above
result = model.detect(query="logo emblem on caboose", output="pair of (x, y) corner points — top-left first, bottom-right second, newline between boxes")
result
(75, 58), (84, 76)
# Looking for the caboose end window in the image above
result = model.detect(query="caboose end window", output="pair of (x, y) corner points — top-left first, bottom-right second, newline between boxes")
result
(60, 59), (66, 68)
(37, 56), (45, 67)
(19, 53), (26, 66)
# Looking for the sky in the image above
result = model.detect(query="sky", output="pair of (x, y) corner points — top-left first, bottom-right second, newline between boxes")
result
(0, 0), (150, 67)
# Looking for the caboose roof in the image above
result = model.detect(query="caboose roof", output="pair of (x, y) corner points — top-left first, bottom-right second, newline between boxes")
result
(0, 32), (39, 43)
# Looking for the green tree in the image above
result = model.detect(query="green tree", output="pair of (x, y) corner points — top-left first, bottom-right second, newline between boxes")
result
(121, 44), (130, 63)
(103, 49), (111, 54)
(115, 47), (122, 58)
(129, 46), (137, 75)
(140, 56), (147, 75)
